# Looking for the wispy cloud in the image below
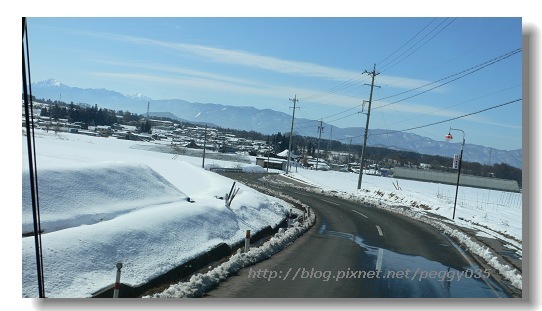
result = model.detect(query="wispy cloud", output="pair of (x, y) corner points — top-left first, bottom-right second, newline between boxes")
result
(83, 30), (433, 89)
(92, 69), (362, 109)
(92, 58), (365, 108)
(93, 71), (280, 98)
(94, 59), (266, 88)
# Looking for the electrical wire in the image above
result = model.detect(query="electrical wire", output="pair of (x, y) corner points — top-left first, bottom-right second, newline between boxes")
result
(299, 72), (367, 102)
(327, 98), (521, 142)
(373, 48), (522, 110)
(372, 99), (521, 136)
(377, 18), (438, 67)
(379, 18), (457, 73)
(385, 84), (521, 127)
(294, 19), (454, 123)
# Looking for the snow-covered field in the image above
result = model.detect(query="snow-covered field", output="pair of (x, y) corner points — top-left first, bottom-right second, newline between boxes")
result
(288, 168), (522, 244)
(21, 129), (524, 298)
(22, 130), (294, 298)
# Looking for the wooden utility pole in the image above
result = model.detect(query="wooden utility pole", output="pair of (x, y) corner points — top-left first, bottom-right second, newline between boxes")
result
(357, 64), (380, 190)
(327, 125), (333, 154)
(286, 95), (299, 174)
(316, 119), (324, 170)
(202, 125), (208, 168)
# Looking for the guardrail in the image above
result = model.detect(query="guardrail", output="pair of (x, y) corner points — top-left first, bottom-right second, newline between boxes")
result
(209, 168), (243, 173)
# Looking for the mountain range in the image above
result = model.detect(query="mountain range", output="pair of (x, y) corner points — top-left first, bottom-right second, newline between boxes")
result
(30, 79), (522, 169)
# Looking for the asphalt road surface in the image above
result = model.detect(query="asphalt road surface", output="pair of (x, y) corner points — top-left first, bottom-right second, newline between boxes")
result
(206, 173), (510, 298)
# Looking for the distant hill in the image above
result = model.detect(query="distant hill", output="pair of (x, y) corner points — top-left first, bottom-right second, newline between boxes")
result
(30, 79), (522, 169)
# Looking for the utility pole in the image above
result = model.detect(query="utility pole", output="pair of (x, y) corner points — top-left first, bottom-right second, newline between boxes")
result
(316, 119), (324, 170)
(202, 125), (208, 169)
(144, 101), (150, 133)
(327, 125), (333, 154)
(357, 64), (380, 190)
(286, 95), (299, 174)
(348, 137), (353, 167)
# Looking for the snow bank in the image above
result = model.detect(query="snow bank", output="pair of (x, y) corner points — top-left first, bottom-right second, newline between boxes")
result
(22, 131), (294, 298)
(22, 162), (186, 234)
(147, 209), (316, 298)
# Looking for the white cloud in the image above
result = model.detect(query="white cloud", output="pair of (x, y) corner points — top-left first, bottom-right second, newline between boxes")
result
(92, 61), (366, 109)
(85, 30), (432, 89)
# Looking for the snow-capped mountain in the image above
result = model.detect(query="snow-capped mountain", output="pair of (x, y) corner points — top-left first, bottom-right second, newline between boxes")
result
(31, 78), (153, 108)
(29, 79), (522, 168)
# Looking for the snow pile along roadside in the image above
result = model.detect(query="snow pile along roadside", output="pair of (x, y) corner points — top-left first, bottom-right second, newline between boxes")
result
(146, 208), (316, 298)
(435, 223), (522, 290)
(22, 131), (295, 298)
(304, 184), (523, 291)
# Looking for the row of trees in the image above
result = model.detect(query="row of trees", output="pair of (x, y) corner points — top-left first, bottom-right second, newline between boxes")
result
(263, 132), (522, 187)
(36, 99), (151, 132)
(40, 103), (118, 126)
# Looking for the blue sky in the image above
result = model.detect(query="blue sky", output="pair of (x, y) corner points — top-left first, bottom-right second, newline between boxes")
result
(24, 14), (524, 150)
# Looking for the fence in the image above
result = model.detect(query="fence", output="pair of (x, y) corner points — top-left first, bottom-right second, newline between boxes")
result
(393, 167), (520, 193)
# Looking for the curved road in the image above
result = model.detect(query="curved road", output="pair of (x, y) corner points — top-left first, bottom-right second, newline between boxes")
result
(206, 173), (509, 298)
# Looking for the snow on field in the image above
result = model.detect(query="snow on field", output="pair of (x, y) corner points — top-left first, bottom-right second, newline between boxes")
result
(287, 169), (522, 244)
(21, 130), (294, 298)
(22, 129), (524, 297)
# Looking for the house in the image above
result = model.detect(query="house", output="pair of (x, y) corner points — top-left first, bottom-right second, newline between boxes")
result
(256, 157), (288, 171)
(419, 163), (431, 170)
(93, 125), (113, 136)
(380, 168), (392, 177)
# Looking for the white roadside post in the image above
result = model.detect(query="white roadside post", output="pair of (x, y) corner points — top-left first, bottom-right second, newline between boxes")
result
(288, 209), (292, 227)
(244, 230), (251, 253)
(113, 262), (123, 298)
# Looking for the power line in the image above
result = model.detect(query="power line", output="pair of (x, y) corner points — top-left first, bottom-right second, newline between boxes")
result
(328, 98), (521, 142)
(326, 111), (362, 124)
(299, 72), (367, 102)
(296, 19), (454, 125)
(299, 18), (450, 106)
(379, 47), (521, 102)
(377, 18), (437, 67)
(392, 20), (519, 86)
(322, 104), (363, 121)
(373, 98), (521, 136)
(379, 18), (456, 73)
(373, 48), (522, 110)
(385, 84), (522, 128)
(296, 109), (364, 131)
